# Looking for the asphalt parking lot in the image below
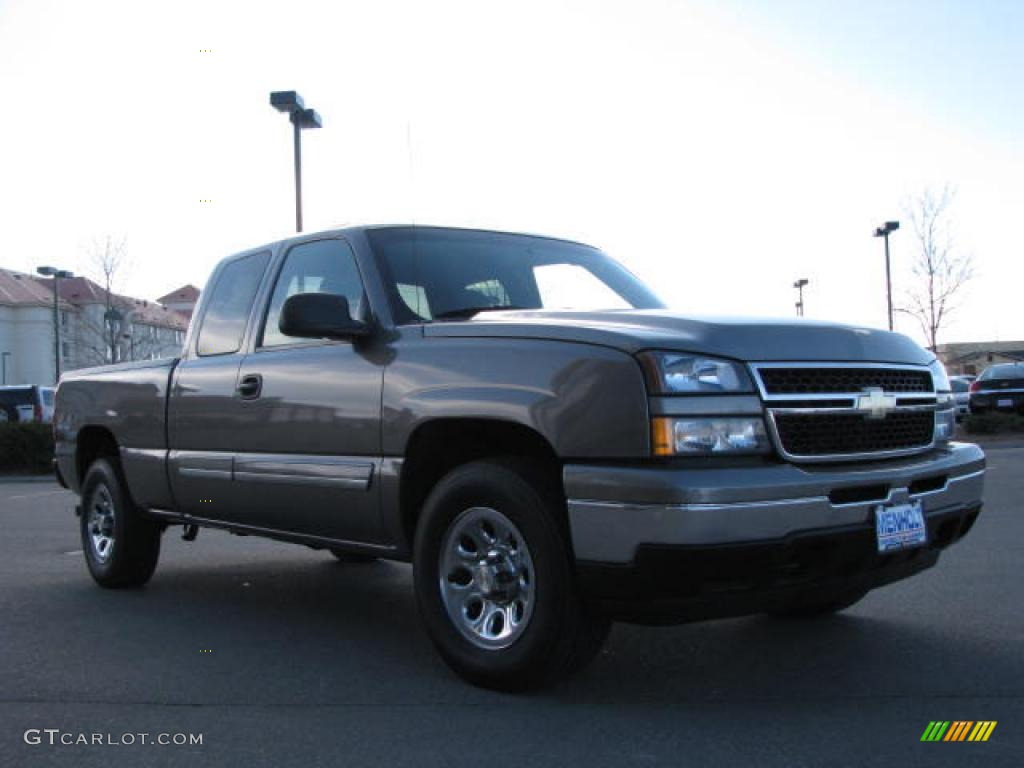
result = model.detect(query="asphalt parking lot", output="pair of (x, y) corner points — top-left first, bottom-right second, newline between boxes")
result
(1, 445), (1022, 768)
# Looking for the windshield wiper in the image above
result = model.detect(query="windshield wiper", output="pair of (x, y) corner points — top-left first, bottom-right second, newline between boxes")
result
(433, 305), (529, 320)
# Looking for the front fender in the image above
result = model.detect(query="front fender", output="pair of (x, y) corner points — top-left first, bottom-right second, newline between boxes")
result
(382, 338), (649, 459)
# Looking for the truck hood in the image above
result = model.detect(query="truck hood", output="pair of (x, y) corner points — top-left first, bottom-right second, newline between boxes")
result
(423, 309), (933, 364)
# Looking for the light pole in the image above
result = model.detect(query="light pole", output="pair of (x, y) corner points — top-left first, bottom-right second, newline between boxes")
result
(36, 266), (74, 383)
(793, 278), (809, 317)
(270, 91), (322, 233)
(1, 351), (10, 385)
(873, 220), (900, 331)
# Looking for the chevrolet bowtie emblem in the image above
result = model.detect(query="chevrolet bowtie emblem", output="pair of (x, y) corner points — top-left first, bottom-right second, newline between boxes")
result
(856, 387), (897, 420)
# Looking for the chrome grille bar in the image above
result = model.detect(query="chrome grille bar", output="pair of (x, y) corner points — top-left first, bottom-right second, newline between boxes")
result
(749, 363), (939, 463)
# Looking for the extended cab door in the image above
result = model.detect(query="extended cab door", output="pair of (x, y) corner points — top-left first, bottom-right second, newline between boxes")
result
(228, 237), (387, 544)
(167, 249), (271, 519)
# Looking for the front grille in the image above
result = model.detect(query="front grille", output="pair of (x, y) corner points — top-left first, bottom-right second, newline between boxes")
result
(759, 367), (933, 395)
(774, 411), (934, 457)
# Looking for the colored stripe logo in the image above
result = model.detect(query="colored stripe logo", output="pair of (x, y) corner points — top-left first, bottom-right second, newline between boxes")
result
(921, 721), (997, 742)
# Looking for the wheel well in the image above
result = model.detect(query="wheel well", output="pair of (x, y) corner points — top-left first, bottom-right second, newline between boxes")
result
(76, 426), (120, 485)
(400, 419), (561, 543)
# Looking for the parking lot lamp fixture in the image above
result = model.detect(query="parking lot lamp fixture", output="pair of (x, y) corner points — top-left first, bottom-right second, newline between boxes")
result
(873, 221), (900, 331)
(36, 266), (74, 383)
(270, 91), (322, 233)
(793, 278), (809, 317)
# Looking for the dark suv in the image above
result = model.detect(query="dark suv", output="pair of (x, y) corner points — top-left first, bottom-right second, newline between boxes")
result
(0, 385), (54, 423)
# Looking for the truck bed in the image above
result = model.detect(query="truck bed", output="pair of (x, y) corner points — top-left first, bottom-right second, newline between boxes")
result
(55, 357), (180, 509)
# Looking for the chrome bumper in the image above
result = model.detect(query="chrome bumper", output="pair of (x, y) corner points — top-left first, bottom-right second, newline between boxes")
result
(565, 442), (985, 564)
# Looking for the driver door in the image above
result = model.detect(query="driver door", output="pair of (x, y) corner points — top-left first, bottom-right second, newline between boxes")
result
(228, 237), (387, 545)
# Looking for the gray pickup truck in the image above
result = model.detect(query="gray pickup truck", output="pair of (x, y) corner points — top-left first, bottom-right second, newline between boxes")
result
(54, 225), (985, 690)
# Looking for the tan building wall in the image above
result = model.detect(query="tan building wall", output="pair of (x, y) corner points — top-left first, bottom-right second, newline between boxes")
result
(937, 341), (1024, 377)
(0, 304), (54, 385)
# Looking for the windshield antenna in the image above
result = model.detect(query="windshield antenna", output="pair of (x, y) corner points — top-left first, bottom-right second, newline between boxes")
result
(407, 120), (423, 318)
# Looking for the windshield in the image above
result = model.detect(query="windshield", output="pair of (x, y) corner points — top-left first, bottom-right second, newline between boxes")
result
(367, 227), (664, 324)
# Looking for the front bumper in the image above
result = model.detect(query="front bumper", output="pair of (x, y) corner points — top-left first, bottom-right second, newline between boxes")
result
(565, 442), (985, 622)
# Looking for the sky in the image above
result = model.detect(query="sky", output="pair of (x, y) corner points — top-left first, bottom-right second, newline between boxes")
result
(0, 0), (1020, 345)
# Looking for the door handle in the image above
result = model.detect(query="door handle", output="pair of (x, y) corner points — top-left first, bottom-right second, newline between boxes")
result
(237, 374), (263, 400)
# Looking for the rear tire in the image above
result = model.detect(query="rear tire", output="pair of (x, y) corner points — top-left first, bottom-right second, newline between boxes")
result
(80, 458), (161, 588)
(413, 459), (609, 691)
(767, 589), (867, 619)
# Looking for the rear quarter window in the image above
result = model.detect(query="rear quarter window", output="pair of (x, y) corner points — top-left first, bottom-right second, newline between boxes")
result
(196, 251), (270, 356)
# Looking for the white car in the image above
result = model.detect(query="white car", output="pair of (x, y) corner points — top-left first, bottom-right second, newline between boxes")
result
(949, 377), (972, 421)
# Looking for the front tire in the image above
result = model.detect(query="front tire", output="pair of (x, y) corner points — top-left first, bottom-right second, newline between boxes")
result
(80, 458), (161, 588)
(413, 459), (609, 691)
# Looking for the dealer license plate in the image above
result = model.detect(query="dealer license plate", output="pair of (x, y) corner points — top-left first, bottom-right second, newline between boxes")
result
(875, 500), (927, 553)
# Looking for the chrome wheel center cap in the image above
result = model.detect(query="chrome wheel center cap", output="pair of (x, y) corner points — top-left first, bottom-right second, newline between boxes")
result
(475, 548), (519, 601)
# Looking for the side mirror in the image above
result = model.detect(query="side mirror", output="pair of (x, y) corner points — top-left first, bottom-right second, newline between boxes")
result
(279, 293), (370, 340)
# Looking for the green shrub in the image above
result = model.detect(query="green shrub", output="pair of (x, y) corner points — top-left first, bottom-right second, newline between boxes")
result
(964, 412), (1024, 435)
(0, 422), (55, 474)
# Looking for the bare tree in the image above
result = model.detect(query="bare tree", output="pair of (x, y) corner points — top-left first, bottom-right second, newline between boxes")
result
(57, 236), (179, 369)
(90, 235), (128, 364)
(72, 236), (158, 366)
(897, 186), (974, 351)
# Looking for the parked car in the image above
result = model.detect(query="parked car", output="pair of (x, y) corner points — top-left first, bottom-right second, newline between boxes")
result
(0, 385), (54, 423)
(53, 225), (985, 690)
(949, 377), (971, 420)
(969, 363), (1024, 414)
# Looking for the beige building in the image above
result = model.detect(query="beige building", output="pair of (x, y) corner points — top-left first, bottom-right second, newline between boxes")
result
(937, 341), (1024, 377)
(156, 284), (201, 319)
(0, 269), (190, 386)
(0, 269), (75, 385)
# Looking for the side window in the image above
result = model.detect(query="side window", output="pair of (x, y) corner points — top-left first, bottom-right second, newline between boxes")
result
(196, 251), (270, 356)
(261, 239), (366, 348)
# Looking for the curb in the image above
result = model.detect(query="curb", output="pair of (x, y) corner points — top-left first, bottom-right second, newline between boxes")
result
(0, 474), (58, 485)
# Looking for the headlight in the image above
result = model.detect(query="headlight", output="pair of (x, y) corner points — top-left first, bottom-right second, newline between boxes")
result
(928, 360), (955, 443)
(929, 359), (951, 392)
(640, 352), (754, 394)
(652, 417), (770, 455)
